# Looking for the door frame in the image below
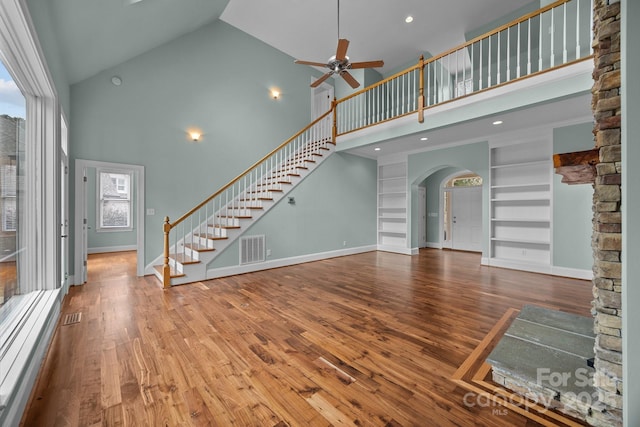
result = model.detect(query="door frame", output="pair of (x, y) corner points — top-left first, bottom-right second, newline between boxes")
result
(439, 170), (480, 250)
(74, 159), (145, 283)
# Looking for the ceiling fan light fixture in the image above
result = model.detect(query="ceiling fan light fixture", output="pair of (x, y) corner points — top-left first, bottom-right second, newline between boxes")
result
(405, 16), (414, 23)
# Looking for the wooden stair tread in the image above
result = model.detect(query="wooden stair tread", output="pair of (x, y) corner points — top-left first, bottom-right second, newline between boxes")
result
(183, 244), (216, 252)
(217, 215), (252, 219)
(194, 233), (229, 240)
(169, 253), (200, 265)
(230, 206), (263, 210)
(209, 224), (241, 229)
(153, 265), (185, 279)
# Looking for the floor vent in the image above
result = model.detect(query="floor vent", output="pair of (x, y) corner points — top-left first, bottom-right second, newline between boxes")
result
(240, 235), (265, 265)
(62, 312), (82, 326)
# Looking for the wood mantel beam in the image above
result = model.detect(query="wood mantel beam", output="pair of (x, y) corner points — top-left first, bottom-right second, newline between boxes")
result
(553, 148), (599, 185)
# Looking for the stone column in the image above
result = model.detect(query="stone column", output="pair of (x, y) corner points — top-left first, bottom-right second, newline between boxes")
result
(589, 0), (622, 426)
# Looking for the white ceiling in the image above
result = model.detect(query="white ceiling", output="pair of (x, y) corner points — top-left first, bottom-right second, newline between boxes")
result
(41, 0), (534, 85)
(220, 0), (533, 75)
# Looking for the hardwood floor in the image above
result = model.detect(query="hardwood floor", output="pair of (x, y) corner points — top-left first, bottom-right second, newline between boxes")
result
(21, 249), (592, 426)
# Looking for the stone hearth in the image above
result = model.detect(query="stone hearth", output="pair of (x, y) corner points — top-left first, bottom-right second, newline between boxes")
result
(487, 305), (602, 421)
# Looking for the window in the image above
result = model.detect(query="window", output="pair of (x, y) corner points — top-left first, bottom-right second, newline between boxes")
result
(445, 174), (483, 188)
(98, 170), (132, 230)
(0, 58), (25, 311)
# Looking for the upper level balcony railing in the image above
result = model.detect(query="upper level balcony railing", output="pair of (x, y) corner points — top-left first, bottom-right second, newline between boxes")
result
(334, 0), (593, 137)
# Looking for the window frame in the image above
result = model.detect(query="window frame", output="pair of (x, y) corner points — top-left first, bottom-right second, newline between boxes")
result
(0, 0), (63, 423)
(96, 168), (133, 232)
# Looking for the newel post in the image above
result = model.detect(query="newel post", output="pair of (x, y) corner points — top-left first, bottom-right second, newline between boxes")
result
(332, 97), (338, 143)
(162, 216), (171, 289)
(418, 55), (425, 123)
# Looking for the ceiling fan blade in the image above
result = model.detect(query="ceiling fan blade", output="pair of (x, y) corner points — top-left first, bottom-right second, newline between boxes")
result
(311, 72), (333, 88)
(295, 59), (328, 67)
(335, 38), (349, 61)
(340, 70), (360, 89)
(349, 60), (384, 69)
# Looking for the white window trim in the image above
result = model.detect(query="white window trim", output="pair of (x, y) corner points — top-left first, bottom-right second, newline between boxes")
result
(96, 168), (134, 232)
(0, 0), (63, 424)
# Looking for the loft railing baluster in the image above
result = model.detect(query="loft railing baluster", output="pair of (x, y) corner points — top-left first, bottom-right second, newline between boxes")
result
(528, 18), (532, 75)
(550, 8), (555, 67)
(539, 12), (543, 71)
(576, 0), (581, 59)
(563, 2), (568, 63)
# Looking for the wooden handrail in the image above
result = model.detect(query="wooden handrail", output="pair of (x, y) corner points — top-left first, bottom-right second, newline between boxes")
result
(335, 0), (572, 108)
(426, 0), (571, 66)
(168, 108), (334, 230)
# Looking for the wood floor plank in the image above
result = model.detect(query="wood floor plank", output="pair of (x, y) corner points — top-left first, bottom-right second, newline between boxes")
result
(20, 249), (593, 426)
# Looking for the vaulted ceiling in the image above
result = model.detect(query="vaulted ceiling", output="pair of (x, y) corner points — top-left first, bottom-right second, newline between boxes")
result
(38, 0), (534, 85)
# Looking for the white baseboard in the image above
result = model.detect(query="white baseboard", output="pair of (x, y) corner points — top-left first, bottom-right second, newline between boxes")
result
(551, 266), (593, 280)
(376, 244), (414, 255)
(486, 258), (593, 280)
(207, 245), (377, 279)
(481, 257), (490, 266)
(88, 245), (137, 254)
(424, 242), (442, 249)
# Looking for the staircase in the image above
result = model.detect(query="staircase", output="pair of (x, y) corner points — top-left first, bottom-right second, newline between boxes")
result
(153, 111), (335, 287)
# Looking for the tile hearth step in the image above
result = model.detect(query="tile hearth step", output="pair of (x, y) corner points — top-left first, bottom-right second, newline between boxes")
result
(486, 305), (597, 420)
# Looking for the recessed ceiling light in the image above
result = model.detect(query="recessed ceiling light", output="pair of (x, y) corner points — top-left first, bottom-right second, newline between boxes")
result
(493, 120), (503, 125)
(420, 137), (428, 141)
(111, 76), (122, 86)
(374, 147), (381, 151)
(405, 16), (414, 23)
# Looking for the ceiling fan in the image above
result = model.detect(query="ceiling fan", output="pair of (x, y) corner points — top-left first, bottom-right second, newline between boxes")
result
(294, 0), (384, 89)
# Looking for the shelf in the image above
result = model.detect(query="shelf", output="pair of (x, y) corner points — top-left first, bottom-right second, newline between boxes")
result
(491, 237), (550, 245)
(378, 191), (407, 196)
(491, 182), (550, 189)
(378, 217), (407, 222)
(378, 176), (406, 182)
(378, 207), (406, 211)
(378, 230), (406, 236)
(492, 218), (550, 223)
(491, 197), (550, 202)
(491, 160), (548, 169)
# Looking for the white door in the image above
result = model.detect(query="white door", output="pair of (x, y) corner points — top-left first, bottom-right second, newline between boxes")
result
(312, 83), (334, 136)
(452, 186), (482, 252)
(418, 187), (427, 247)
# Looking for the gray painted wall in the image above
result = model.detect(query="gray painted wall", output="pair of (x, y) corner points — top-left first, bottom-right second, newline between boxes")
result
(69, 19), (370, 269)
(552, 122), (593, 271)
(209, 152), (377, 269)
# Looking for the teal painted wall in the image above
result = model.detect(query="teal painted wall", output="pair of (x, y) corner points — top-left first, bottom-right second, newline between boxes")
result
(407, 142), (490, 252)
(26, 0), (71, 117)
(420, 166), (464, 244)
(85, 168), (137, 251)
(69, 19), (328, 268)
(552, 122), (593, 271)
(208, 152), (377, 269)
(622, 0), (640, 422)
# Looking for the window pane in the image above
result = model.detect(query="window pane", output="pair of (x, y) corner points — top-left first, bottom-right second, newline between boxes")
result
(102, 200), (130, 227)
(0, 57), (26, 312)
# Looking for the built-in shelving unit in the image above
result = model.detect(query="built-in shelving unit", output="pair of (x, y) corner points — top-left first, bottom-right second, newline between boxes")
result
(378, 162), (408, 251)
(490, 140), (552, 270)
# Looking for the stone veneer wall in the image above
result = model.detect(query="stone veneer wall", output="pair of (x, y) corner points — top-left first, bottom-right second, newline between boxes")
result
(589, 0), (623, 426)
